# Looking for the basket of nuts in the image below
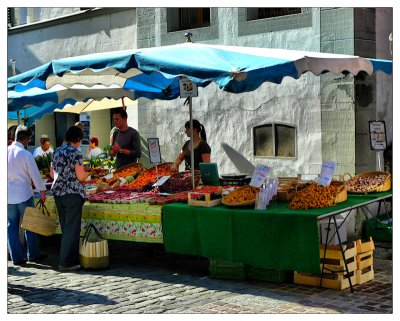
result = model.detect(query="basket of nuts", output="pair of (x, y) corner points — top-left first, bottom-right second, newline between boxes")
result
(343, 171), (391, 194)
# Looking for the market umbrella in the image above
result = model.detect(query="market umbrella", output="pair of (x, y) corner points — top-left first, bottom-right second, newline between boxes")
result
(8, 42), (392, 184)
(8, 43), (392, 112)
(54, 97), (136, 114)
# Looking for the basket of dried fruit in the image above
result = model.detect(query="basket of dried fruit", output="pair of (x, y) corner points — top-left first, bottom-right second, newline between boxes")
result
(288, 182), (347, 210)
(114, 162), (144, 178)
(276, 180), (312, 201)
(330, 180), (347, 203)
(126, 162), (174, 191)
(221, 185), (259, 207)
(343, 171), (391, 194)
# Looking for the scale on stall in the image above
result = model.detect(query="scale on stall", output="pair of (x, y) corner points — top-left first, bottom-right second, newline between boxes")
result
(219, 173), (251, 186)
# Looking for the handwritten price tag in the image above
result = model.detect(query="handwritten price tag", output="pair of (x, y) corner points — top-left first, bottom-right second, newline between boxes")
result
(318, 160), (336, 186)
(249, 164), (271, 188)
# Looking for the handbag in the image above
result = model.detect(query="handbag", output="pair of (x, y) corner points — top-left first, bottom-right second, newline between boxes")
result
(79, 223), (109, 270)
(21, 200), (57, 236)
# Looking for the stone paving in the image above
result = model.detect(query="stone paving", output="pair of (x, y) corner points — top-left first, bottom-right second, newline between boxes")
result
(7, 237), (393, 314)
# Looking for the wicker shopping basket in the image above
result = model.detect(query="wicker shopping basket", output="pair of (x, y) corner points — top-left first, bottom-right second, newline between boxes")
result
(21, 201), (57, 236)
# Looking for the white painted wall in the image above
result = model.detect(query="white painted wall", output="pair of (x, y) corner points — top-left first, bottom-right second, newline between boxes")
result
(141, 8), (324, 176)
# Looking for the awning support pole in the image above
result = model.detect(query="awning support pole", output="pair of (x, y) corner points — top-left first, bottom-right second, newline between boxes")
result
(189, 97), (195, 189)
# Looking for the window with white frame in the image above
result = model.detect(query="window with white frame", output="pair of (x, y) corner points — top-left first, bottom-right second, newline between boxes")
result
(253, 123), (296, 157)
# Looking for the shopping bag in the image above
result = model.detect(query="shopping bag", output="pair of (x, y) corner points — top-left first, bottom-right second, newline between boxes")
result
(21, 200), (57, 236)
(79, 223), (109, 270)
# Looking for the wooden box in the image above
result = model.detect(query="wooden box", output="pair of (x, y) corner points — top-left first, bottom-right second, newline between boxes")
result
(357, 250), (374, 270)
(356, 237), (375, 253)
(188, 191), (222, 207)
(294, 241), (357, 290)
(356, 266), (374, 285)
(294, 271), (356, 291)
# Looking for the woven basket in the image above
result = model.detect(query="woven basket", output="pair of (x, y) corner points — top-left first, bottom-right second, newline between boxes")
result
(276, 181), (312, 202)
(114, 162), (144, 178)
(222, 186), (258, 207)
(343, 171), (391, 194)
(330, 181), (347, 203)
(21, 202), (57, 236)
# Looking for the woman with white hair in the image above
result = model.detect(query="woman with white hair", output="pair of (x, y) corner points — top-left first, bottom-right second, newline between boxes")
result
(32, 134), (54, 158)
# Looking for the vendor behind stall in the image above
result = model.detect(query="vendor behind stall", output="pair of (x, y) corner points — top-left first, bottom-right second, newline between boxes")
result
(109, 108), (141, 169)
(171, 119), (211, 171)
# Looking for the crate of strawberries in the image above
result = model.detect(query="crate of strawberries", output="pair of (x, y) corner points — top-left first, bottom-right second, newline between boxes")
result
(188, 186), (223, 207)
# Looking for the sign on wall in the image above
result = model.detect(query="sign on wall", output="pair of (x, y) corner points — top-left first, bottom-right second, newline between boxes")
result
(369, 121), (387, 151)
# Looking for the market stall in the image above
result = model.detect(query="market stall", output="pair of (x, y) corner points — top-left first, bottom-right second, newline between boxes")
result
(162, 191), (392, 275)
(45, 198), (163, 243)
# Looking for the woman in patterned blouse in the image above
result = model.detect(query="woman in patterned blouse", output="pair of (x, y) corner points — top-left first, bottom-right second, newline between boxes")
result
(50, 126), (90, 271)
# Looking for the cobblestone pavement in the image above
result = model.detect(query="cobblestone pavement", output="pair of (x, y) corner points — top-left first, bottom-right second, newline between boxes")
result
(6, 236), (393, 314)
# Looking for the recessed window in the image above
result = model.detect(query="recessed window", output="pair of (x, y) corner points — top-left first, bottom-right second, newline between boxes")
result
(253, 124), (296, 157)
(247, 8), (301, 21)
(167, 8), (210, 32)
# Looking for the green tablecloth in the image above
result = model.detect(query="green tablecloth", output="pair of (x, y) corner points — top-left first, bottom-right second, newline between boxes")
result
(162, 192), (391, 274)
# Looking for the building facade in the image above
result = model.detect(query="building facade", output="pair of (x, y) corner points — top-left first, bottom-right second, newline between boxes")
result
(7, 7), (393, 176)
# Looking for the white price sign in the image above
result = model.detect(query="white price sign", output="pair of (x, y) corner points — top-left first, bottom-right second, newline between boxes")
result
(147, 138), (161, 164)
(249, 164), (271, 188)
(369, 121), (387, 151)
(179, 77), (198, 98)
(318, 160), (336, 186)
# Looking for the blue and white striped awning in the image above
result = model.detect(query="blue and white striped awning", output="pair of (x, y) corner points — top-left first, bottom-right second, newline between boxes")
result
(8, 42), (392, 117)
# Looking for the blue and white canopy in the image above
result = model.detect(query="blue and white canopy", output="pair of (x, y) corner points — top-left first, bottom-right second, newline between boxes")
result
(8, 42), (392, 116)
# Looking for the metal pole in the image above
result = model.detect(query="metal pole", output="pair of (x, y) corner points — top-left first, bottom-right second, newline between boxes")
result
(189, 97), (195, 189)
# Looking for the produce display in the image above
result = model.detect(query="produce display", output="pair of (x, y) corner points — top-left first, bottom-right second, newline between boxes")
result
(288, 182), (344, 209)
(222, 186), (259, 206)
(344, 171), (391, 193)
(88, 189), (159, 203)
(75, 161), (383, 212)
(35, 153), (52, 176)
(114, 163), (144, 178)
(159, 171), (200, 194)
(148, 191), (188, 205)
(127, 163), (173, 190)
(97, 177), (120, 191)
(90, 167), (109, 178)
(190, 186), (222, 200)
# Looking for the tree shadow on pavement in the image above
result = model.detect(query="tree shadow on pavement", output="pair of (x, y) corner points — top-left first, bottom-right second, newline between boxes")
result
(7, 283), (117, 306)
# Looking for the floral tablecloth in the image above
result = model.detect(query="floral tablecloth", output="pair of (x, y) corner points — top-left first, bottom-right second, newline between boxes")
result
(44, 198), (163, 243)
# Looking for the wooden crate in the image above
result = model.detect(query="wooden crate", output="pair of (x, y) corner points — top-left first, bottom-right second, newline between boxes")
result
(320, 241), (357, 260)
(320, 256), (357, 276)
(357, 250), (374, 270)
(356, 237), (375, 253)
(354, 238), (375, 285)
(294, 271), (356, 291)
(295, 241), (357, 290)
(188, 192), (222, 207)
(356, 266), (374, 285)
